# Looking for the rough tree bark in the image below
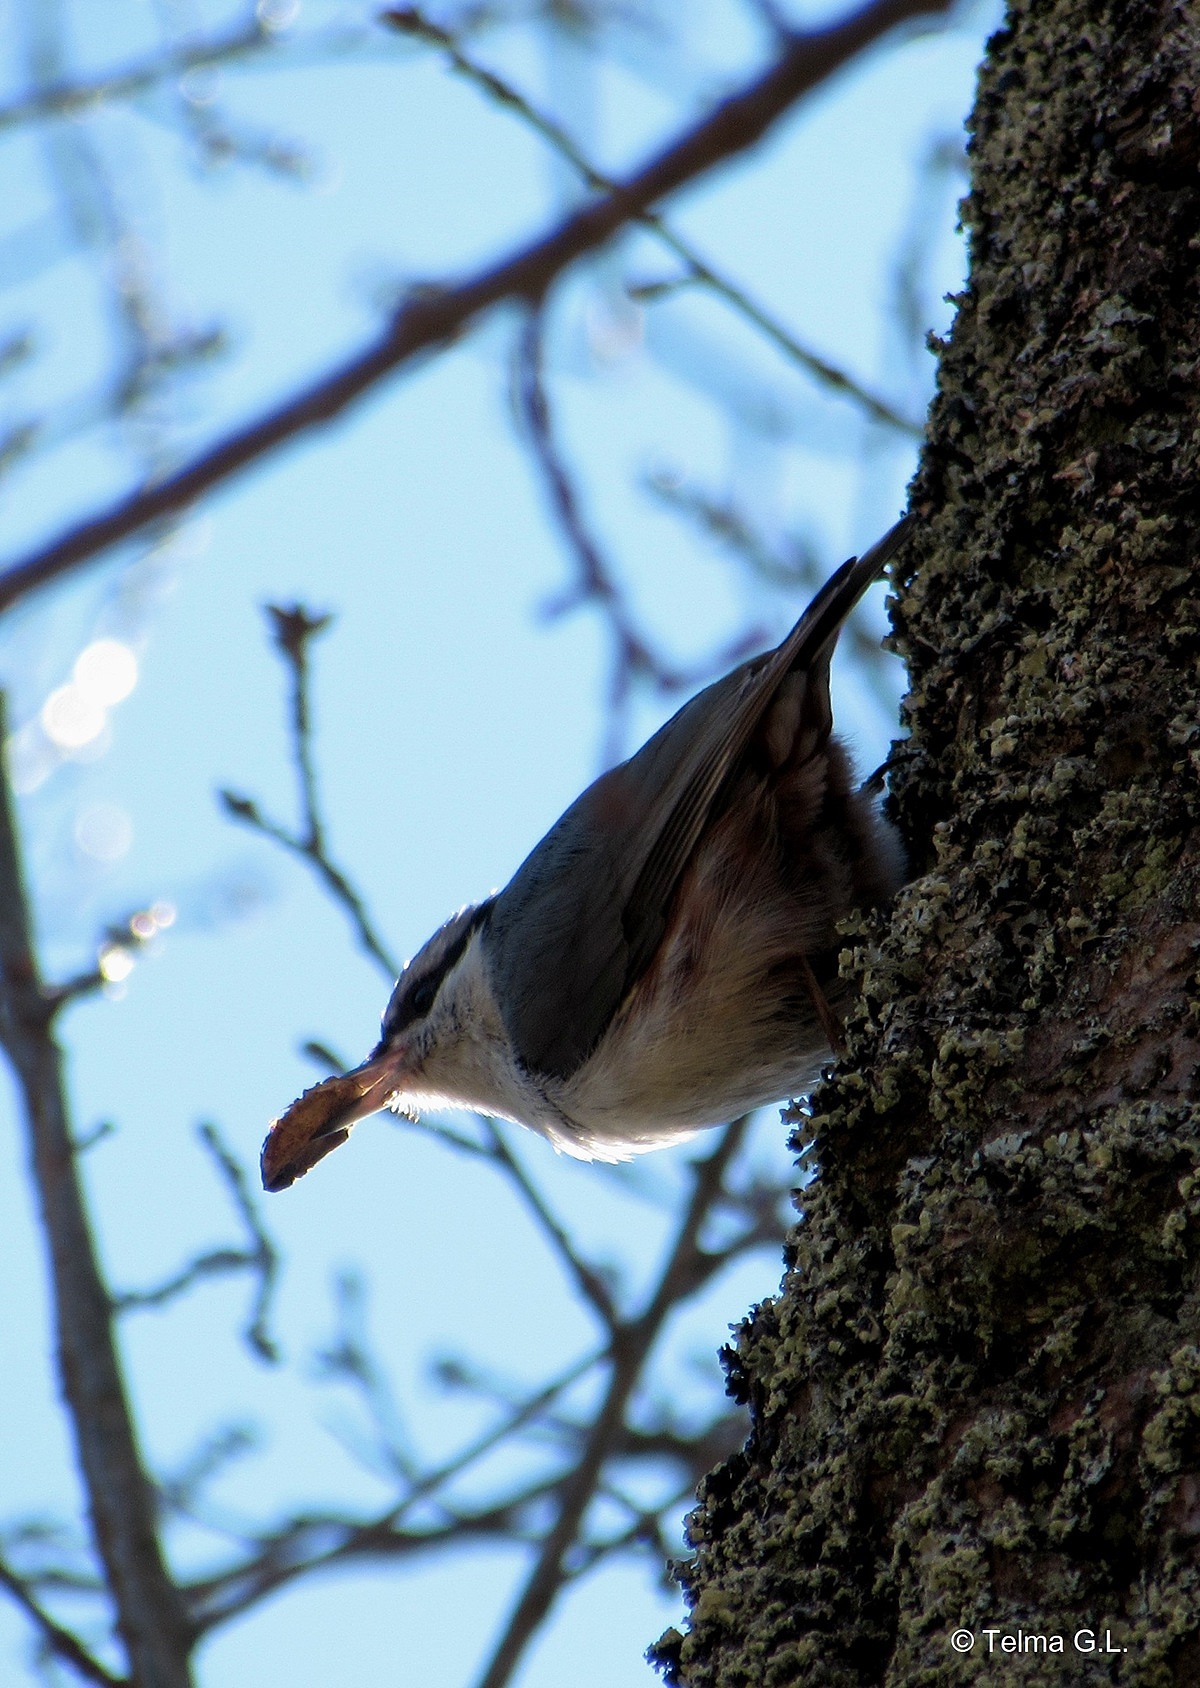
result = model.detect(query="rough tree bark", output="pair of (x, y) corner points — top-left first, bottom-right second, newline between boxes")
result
(656, 2), (1200, 1683)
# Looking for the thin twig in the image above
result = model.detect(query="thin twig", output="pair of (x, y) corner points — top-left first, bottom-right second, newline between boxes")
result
(388, 6), (922, 435)
(483, 1118), (619, 1329)
(47, 903), (183, 1022)
(515, 306), (764, 756)
(187, 1345), (604, 1629)
(746, 0), (798, 40)
(158, 1426), (258, 1520)
(570, 1471), (704, 1576)
(112, 1125), (280, 1363)
(514, 305), (658, 744)
(199, 1123), (281, 1363)
(0, 19), (271, 133)
(187, 1481), (558, 1631)
(265, 604), (332, 853)
(0, 0), (951, 616)
(45, 967), (106, 1013)
(391, 1107), (492, 1158)
(0, 1554), (123, 1688)
(220, 604), (400, 980)
(315, 1270), (417, 1483)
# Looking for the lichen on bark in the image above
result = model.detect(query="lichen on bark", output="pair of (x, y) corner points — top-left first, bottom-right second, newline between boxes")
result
(653, 2), (1200, 1683)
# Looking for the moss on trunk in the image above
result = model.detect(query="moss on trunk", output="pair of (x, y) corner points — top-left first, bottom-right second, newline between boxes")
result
(654, 2), (1200, 1682)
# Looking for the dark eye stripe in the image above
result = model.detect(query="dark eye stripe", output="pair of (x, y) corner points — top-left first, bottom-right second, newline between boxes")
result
(382, 900), (494, 1042)
(385, 968), (443, 1038)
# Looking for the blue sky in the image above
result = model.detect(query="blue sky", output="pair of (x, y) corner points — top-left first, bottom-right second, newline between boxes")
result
(0, 3), (995, 1683)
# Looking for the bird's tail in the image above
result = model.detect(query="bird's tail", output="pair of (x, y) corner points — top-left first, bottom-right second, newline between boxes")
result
(782, 513), (915, 675)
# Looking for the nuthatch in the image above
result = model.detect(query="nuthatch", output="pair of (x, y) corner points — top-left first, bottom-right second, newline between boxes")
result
(262, 516), (911, 1190)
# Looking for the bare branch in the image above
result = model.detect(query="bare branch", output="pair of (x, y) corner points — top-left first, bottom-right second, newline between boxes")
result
(186, 1482), (556, 1630)
(475, 1117), (749, 1688)
(611, 1412), (748, 1482)
(389, 6), (922, 434)
(158, 1426), (259, 1521)
(314, 1271), (417, 1484)
(644, 467), (900, 695)
(389, 1106), (493, 1158)
(71, 1119), (117, 1155)
(264, 604), (333, 853)
(0, 0), (951, 616)
(483, 1118), (620, 1329)
(416, 1347), (604, 1498)
(160, 1092), (757, 1657)
(47, 904), (182, 1022)
(45, 967), (106, 1013)
(645, 469), (818, 587)
(514, 306), (765, 756)
(0, 694), (193, 1683)
(187, 1335), (606, 1630)
(514, 304), (660, 744)
(0, 1554), (123, 1688)
(114, 1125), (281, 1363)
(197, 1123), (282, 1362)
(299, 1038), (349, 1074)
(745, 0), (798, 40)
(219, 604), (400, 981)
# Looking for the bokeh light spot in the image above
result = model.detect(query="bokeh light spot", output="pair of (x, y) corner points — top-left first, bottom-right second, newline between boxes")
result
(73, 639), (138, 708)
(99, 945), (135, 983)
(74, 803), (133, 863)
(41, 685), (105, 750)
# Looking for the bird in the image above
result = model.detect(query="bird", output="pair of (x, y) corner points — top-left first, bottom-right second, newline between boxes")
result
(261, 516), (912, 1191)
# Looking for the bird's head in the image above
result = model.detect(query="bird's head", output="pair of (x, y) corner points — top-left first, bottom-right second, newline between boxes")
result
(261, 901), (502, 1190)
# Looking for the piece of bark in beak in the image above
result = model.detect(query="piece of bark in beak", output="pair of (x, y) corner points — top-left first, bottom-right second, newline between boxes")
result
(260, 1046), (409, 1192)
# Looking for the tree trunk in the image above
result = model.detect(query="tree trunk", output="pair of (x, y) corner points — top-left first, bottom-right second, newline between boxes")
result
(654, 2), (1200, 1682)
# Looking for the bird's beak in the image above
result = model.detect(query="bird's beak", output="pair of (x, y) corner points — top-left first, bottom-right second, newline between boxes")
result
(261, 1040), (416, 1192)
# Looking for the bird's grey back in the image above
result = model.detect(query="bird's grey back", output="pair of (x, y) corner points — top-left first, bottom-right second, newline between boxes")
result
(485, 517), (912, 1081)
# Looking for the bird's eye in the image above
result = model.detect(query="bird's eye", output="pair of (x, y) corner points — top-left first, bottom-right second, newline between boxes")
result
(409, 977), (438, 1017)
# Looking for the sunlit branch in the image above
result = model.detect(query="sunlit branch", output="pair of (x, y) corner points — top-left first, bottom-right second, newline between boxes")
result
(0, 0), (951, 617)
(47, 904), (186, 1021)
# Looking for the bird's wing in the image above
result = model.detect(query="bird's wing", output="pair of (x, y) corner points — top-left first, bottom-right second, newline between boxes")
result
(486, 515), (914, 1079)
